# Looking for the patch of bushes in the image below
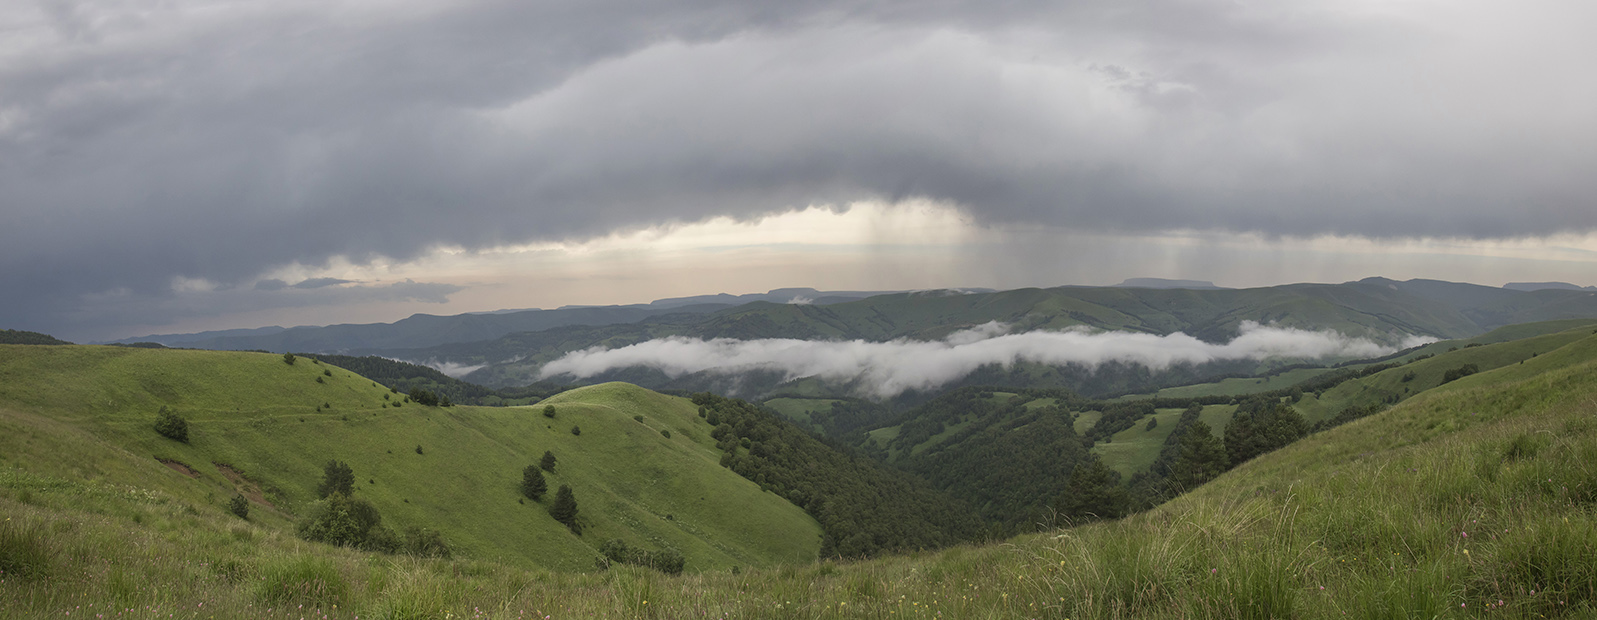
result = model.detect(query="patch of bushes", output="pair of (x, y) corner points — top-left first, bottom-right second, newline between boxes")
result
(597, 539), (685, 574)
(1441, 363), (1480, 384)
(154, 406), (189, 443)
(297, 493), (386, 549)
(283, 352), (296, 365)
(229, 494), (250, 519)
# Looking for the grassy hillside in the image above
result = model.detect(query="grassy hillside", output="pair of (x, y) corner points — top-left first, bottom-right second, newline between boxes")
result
(1294, 323), (1597, 422)
(1115, 318), (1597, 402)
(7, 325), (1597, 618)
(0, 345), (821, 575)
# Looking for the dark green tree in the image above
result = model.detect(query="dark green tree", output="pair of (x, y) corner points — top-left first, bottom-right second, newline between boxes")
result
(521, 464), (548, 500)
(542, 405), (556, 418)
(298, 493), (384, 548)
(318, 460), (355, 498)
(408, 388), (440, 407)
(282, 352), (296, 365)
(540, 451), (557, 472)
(549, 484), (580, 533)
(1054, 455), (1128, 523)
(1225, 403), (1307, 465)
(1168, 421), (1228, 492)
(153, 406), (189, 443)
(570, 425), (581, 436)
(229, 494), (250, 519)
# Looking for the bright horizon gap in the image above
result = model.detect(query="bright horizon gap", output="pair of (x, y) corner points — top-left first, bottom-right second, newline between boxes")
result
(81, 202), (1597, 342)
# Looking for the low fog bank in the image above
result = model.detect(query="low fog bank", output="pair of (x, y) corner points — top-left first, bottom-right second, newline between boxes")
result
(539, 322), (1434, 398)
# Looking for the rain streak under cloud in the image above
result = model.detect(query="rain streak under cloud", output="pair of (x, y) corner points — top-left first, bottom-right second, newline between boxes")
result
(540, 321), (1435, 398)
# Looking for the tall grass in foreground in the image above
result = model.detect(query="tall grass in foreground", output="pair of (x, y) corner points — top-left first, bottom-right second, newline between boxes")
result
(5, 361), (1597, 619)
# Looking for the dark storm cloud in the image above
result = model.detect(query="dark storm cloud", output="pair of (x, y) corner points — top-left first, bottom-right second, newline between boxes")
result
(2, 0), (1594, 339)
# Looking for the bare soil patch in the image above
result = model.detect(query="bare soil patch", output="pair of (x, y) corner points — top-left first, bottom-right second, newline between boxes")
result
(157, 458), (199, 478)
(215, 462), (275, 509)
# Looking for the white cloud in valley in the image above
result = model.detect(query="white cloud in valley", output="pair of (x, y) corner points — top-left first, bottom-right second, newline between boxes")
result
(539, 321), (1434, 398)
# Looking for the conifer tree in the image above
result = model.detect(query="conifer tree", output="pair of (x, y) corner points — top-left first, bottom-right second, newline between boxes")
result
(539, 451), (557, 472)
(521, 464), (548, 500)
(1169, 421), (1228, 492)
(1054, 455), (1128, 523)
(549, 484), (580, 533)
(318, 460), (355, 498)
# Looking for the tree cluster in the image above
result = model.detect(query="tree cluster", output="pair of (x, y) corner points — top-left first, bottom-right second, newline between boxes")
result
(407, 387), (451, 407)
(0, 329), (71, 345)
(693, 392), (984, 559)
(1441, 363), (1480, 384)
(1222, 398), (1307, 465)
(298, 462), (450, 557)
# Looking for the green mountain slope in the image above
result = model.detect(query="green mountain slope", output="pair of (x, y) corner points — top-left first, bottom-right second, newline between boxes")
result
(0, 345), (821, 573)
(8, 319), (1597, 618)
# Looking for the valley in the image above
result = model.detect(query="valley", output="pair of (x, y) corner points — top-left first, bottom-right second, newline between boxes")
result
(5, 283), (1597, 618)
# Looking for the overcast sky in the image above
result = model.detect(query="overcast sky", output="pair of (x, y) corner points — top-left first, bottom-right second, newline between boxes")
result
(3, 0), (1595, 342)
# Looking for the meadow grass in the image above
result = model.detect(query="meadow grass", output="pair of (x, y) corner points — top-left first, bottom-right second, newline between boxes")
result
(0, 347), (821, 575)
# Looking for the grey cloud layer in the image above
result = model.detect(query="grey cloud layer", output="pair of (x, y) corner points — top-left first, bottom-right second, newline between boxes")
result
(3, 0), (1594, 338)
(539, 321), (1432, 398)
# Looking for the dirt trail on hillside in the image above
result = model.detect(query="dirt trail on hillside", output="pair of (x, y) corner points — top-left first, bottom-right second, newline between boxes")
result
(215, 463), (276, 509)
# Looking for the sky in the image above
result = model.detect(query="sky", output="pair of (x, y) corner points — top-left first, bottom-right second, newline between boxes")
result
(3, 0), (1596, 343)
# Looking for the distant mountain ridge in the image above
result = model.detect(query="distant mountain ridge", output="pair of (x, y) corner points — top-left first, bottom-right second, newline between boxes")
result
(106, 287), (912, 351)
(395, 277), (1597, 397)
(108, 278), (1597, 402)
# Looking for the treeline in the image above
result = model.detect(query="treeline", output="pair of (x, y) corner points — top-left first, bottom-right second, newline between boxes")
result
(880, 387), (1087, 454)
(0, 329), (72, 345)
(793, 397), (895, 440)
(874, 387), (1124, 535)
(1126, 396), (1316, 506)
(308, 354), (568, 406)
(691, 392), (986, 559)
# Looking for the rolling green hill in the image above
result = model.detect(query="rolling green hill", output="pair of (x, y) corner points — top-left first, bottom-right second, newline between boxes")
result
(0, 345), (821, 574)
(7, 320), (1597, 617)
